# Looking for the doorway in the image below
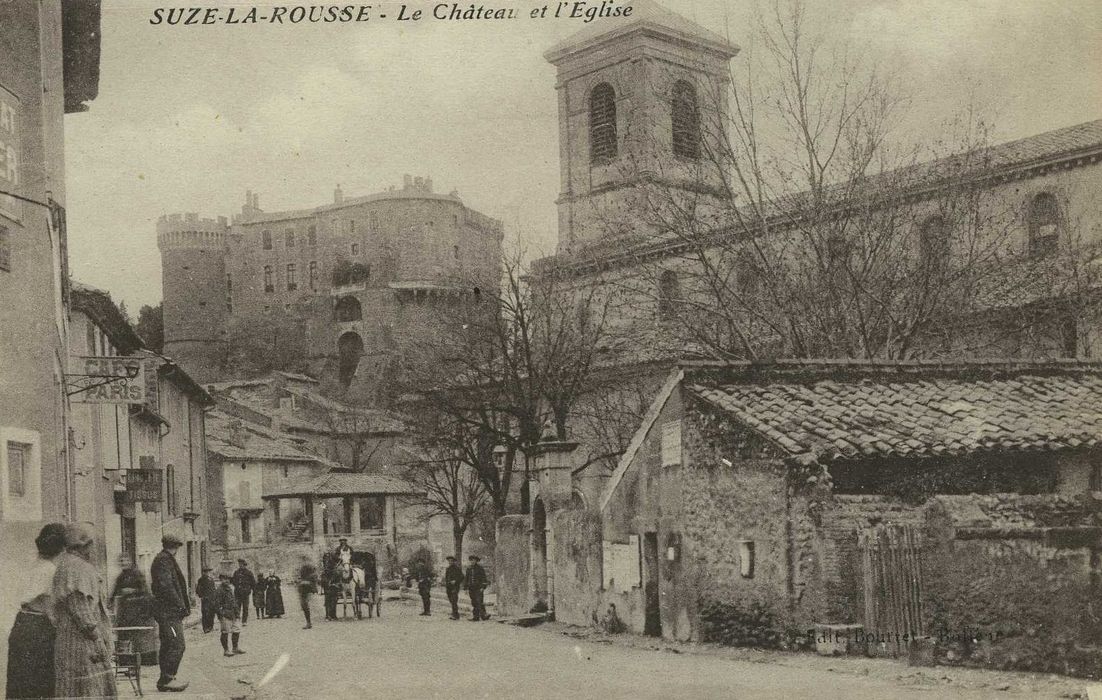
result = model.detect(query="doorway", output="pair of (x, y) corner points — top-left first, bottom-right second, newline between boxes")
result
(643, 532), (661, 637)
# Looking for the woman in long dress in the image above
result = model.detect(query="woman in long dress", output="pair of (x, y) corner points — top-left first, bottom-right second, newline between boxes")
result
(265, 572), (286, 618)
(5, 522), (66, 699)
(53, 523), (117, 698)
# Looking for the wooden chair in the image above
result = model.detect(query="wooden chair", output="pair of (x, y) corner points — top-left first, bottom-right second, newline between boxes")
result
(113, 625), (155, 696)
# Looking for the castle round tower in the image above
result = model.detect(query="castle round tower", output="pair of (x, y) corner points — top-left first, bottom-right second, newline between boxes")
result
(157, 212), (230, 382)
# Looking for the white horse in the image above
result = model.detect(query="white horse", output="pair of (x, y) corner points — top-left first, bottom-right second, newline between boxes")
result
(337, 562), (361, 619)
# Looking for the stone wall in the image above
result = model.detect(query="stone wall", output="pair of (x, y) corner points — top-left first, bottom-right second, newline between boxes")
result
(494, 515), (531, 617)
(549, 509), (604, 627)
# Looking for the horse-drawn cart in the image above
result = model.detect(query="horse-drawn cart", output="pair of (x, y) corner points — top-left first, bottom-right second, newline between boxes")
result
(324, 551), (381, 620)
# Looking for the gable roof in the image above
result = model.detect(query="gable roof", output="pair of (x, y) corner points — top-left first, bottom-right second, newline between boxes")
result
(599, 368), (683, 512)
(685, 360), (1102, 466)
(262, 472), (420, 499)
(206, 410), (336, 467)
(70, 281), (144, 354)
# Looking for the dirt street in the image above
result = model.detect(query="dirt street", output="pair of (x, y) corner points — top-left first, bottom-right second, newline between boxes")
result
(120, 594), (1089, 700)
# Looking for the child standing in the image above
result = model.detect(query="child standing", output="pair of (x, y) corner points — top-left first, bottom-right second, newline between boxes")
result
(215, 565), (245, 657)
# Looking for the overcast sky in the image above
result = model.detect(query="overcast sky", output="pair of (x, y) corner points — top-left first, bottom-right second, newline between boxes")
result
(65, 0), (1102, 311)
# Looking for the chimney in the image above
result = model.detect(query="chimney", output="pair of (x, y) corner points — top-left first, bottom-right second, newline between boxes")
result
(334, 185), (343, 204)
(425, 177), (433, 193)
(252, 192), (260, 210)
(403, 174), (413, 190)
(414, 176), (424, 191)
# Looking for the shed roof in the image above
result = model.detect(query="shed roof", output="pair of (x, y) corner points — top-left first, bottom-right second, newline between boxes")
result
(685, 360), (1102, 465)
(262, 472), (420, 498)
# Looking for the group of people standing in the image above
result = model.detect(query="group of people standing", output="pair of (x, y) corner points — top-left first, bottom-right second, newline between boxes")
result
(193, 559), (286, 659)
(415, 554), (490, 621)
(5, 525), (194, 699)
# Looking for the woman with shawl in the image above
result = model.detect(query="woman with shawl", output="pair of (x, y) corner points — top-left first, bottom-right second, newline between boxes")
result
(52, 523), (117, 697)
(265, 572), (286, 618)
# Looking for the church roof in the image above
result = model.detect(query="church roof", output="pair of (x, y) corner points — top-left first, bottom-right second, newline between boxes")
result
(545, 0), (738, 63)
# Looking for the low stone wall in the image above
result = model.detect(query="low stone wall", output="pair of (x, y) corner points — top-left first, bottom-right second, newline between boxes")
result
(494, 515), (531, 617)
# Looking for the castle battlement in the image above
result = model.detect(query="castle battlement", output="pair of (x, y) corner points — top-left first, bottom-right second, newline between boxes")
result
(157, 212), (229, 251)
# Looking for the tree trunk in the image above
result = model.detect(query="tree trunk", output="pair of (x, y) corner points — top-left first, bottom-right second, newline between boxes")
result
(452, 525), (465, 562)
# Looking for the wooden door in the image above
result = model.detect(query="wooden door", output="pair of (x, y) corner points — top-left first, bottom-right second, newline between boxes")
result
(860, 524), (924, 655)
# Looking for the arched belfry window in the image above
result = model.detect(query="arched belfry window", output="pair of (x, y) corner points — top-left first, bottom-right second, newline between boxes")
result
(671, 80), (700, 159)
(1027, 192), (1060, 257)
(919, 215), (950, 272)
(589, 83), (617, 163)
(658, 269), (681, 322)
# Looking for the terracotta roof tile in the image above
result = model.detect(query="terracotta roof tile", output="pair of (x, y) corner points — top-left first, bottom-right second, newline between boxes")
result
(688, 365), (1102, 464)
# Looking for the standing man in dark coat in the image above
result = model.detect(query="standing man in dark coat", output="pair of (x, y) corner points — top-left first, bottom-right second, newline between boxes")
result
(296, 556), (319, 630)
(231, 559), (256, 626)
(150, 535), (190, 692)
(195, 566), (217, 633)
(464, 555), (490, 621)
(412, 561), (434, 616)
(444, 556), (464, 620)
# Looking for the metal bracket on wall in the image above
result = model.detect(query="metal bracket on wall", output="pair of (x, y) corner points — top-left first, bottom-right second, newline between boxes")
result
(64, 365), (140, 397)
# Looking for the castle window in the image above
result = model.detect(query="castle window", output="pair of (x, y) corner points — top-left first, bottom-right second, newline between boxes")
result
(335, 296), (362, 322)
(589, 82), (617, 163)
(263, 265), (273, 293)
(309, 261), (318, 291)
(0, 225), (9, 271)
(369, 212), (379, 231)
(262, 230), (272, 250)
(1028, 192), (1060, 257)
(286, 230), (295, 248)
(657, 270), (681, 322)
(453, 245), (459, 260)
(671, 80), (700, 159)
(919, 215), (950, 272)
(308, 225), (317, 246)
(349, 220), (356, 233)
(226, 274), (232, 291)
(351, 243), (359, 256)
(286, 263), (297, 291)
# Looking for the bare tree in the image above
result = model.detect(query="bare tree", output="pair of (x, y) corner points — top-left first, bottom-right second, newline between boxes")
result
(571, 0), (1095, 363)
(317, 401), (391, 471)
(399, 421), (490, 560)
(399, 250), (612, 517)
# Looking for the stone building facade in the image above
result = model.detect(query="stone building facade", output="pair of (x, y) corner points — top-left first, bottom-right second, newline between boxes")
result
(158, 175), (504, 391)
(0, 3), (100, 692)
(498, 360), (1102, 675)
(530, 1), (1102, 488)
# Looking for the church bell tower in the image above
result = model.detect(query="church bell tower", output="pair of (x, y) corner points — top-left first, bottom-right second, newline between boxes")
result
(545, 1), (739, 253)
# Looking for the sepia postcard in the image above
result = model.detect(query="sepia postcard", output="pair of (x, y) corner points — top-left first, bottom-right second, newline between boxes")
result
(2, 1), (1102, 697)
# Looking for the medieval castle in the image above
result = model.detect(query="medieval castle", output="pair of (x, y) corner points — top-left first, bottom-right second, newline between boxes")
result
(158, 176), (504, 389)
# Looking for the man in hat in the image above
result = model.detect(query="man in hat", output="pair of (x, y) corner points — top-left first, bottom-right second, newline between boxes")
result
(232, 559), (256, 625)
(150, 534), (190, 692)
(335, 538), (353, 566)
(464, 555), (490, 621)
(195, 565), (217, 633)
(444, 555), (464, 620)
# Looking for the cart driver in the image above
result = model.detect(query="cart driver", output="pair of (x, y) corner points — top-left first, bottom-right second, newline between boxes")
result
(336, 538), (354, 566)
